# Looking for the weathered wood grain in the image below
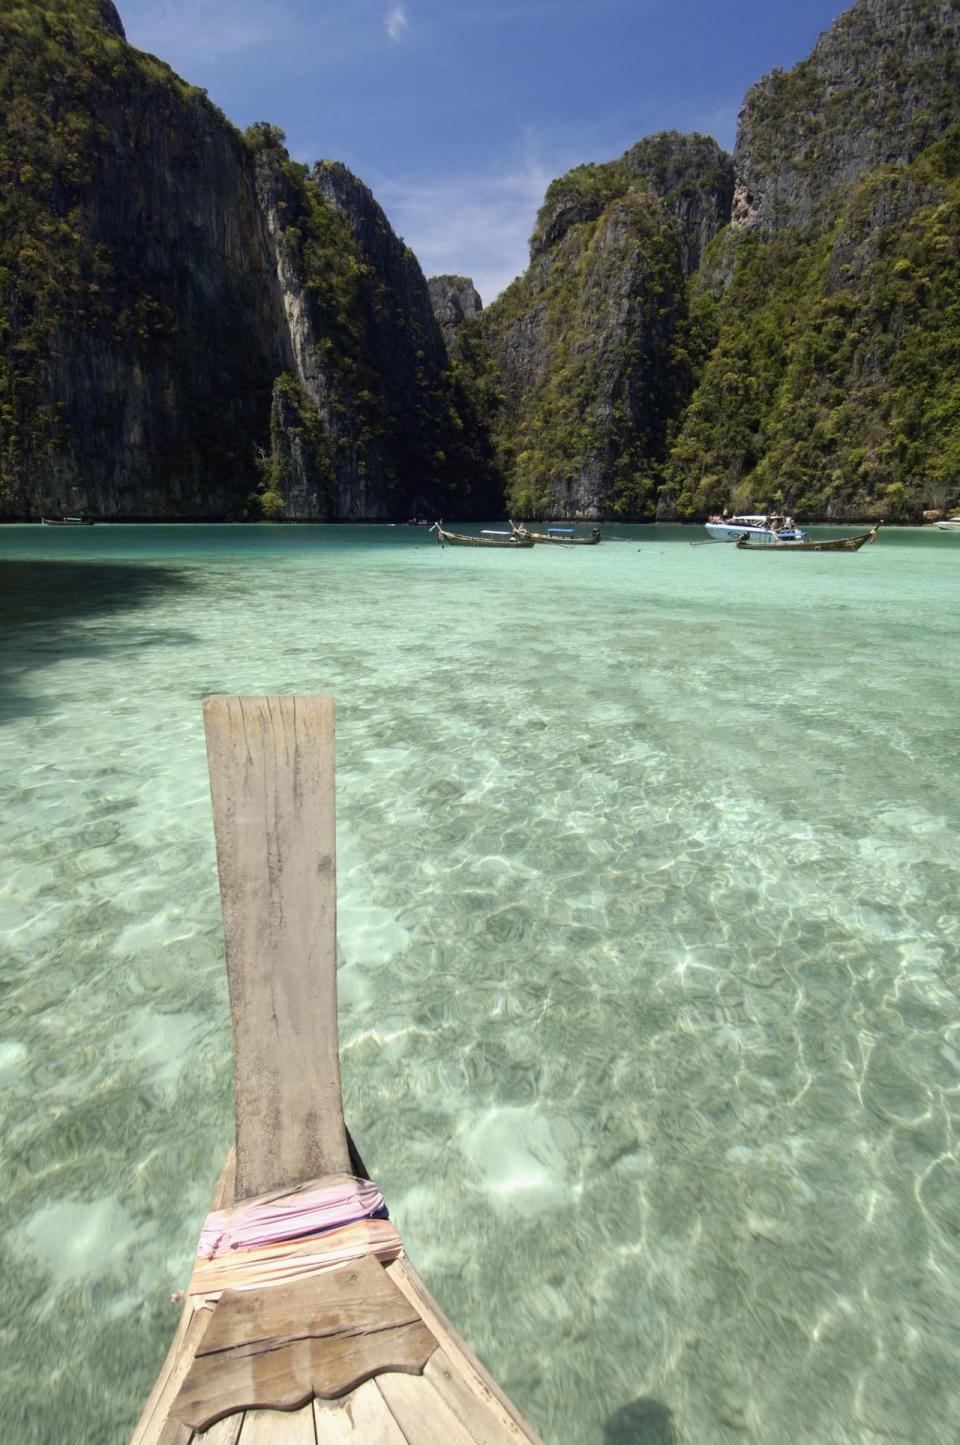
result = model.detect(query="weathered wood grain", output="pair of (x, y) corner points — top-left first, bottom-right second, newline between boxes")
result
(190, 1414), (243, 1443)
(375, 1372), (476, 1445)
(424, 1352), (525, 1445)
(385, 1261), (542, 1444)
(156, 1419), (192, 1445)
(173, 1256), (437, 1430)
(202, 696), (350, 1199)
(236, 1404), (317, 1444)
(196, 1255), (423, 1357)
(313, 1380), (409, 1442)
(175, 1323), (434, 1431)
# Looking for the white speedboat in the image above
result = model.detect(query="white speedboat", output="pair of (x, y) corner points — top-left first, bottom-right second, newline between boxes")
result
(704, 513), (806, 544)
(934, 516), (960, 532)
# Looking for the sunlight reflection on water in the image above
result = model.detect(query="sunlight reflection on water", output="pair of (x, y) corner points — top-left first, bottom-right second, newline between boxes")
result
(0, 523), (958, 1442)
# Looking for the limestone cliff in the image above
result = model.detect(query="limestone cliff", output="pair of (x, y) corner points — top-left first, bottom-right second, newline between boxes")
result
(250, 143), (496, 521)
(427, 276), (483, 357)
(731, 0), (960, 234)
(457, 0), (960, 522)
(472, 133), (732, 518)
(0, 0), (494, 520)
(6, 0), (960, 524)
(1, 0), (289, 519)
(665, 0), (960, 521)
(531, 133), (733, 278)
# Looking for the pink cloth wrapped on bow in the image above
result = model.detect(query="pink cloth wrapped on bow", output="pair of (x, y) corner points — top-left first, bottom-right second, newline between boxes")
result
(197, 1176), (387, 1259)
(187, 1218), (404, 1303)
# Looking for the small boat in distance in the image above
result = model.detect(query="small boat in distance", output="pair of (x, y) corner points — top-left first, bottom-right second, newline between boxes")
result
(934, 516), (960, 532)
(513, 521), (601, 545)
(41, 515), (95, 526)
(737, 526), (879, 552)
(430, 521), (534, 548)
(705, 513), (806, 544)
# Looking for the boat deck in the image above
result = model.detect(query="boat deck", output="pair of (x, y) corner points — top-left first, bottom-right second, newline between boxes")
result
(130, 696), (540, 1445)
(134, 1187), (535, 1444)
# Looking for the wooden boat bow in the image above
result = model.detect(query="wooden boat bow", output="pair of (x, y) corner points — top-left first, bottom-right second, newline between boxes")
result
(130, 696), (541, 1445)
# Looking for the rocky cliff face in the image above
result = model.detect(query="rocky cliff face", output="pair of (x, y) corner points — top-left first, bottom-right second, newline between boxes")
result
(472, 133), (732, 518)
(5, 0), (959, 523)
(458, 0), (960, 523)
(1, 0), (289, 519)
(665, 0), (960, 522)
(95, 0), (124, 36)
(731, 0), (960, 233)
(427, 276), (483, 355)
(0, 0), (494, 520)
(616, 133), (734, 277)
(528, 132), (732, 277)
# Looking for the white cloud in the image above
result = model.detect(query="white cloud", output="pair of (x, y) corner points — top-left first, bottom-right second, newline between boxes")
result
(378, 146), (552, 304)
(122, 0), (288, 60)
(375, 126), (628, 303)
(122, 0), (407, 68)
(385, 5), (409, 43)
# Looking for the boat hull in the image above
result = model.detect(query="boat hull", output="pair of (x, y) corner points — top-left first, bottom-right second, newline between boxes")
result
(737, 528), (878, 552)
(525, 531), (601, 545)
(434, 526), (533, 548)
(934, 519), (960, 532)
(705, 523), (805, 543)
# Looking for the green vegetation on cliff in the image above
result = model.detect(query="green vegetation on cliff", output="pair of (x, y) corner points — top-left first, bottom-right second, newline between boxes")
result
(1, 5), (496, 519)
(665, 128), (960, 521)
(6, 0), (960, 522)
(464, 133), (731, 519)
(479, 194), (698, 518)
(251, 135), (499, 518)
(0, 0), (273, 513)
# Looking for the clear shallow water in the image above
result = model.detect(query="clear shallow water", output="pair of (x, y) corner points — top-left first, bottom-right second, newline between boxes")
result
(0, 522), (958, 1444)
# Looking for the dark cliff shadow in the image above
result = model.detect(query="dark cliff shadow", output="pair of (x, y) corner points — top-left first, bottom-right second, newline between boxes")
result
(0, 560), (197, 725)
(604, 1398), (677, 1445)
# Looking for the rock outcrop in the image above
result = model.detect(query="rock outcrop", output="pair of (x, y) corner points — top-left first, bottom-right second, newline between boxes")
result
(4, 0), (959, 523)
(0, 0), (494, 520)
(664, 0), (960, 522)
(619, 133), (734, 276)
(427, 276), (483, 355)
(472, 133), (733, 518)
(1, 1), (293, 519)
(96, 0), (125, 36)
(731, 0), (960, 234)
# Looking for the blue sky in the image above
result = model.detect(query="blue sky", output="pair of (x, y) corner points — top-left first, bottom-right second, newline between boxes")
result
(117, 0), (843, 301)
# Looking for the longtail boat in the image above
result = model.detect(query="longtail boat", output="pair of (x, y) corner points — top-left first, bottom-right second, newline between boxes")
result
(429, 521), (534, 548)
(513, 522), (601, 545)
(131, 696), (541, 1445)
(737, 526), (879, 552)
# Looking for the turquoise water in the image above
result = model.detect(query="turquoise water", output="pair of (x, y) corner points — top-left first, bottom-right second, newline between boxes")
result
(0, 522), (958, 1444)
